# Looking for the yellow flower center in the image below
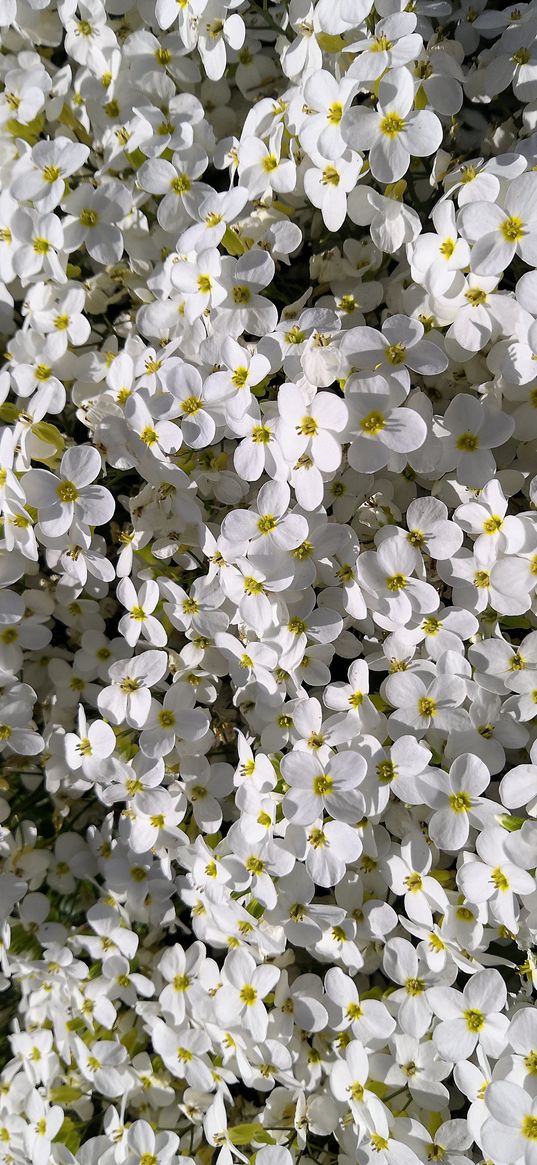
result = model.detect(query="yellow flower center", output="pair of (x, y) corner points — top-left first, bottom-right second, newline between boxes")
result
(231, 366), (249, 388)
(522, 1116), (537, 1141)
(491, 866), (510, 891)
(386, 342), (406, 365)
(80, 208), (98, 227)
(483, 514), (503, 533)
(423, 616), (442, 635)
(371, 34), (392, 51)
(232, 285), (251, 304)
(360, 410), (385, 435)
(456, 431), (480, 452)
(246, 855), (265, 873)
(33, 236), (50, 254)
(464, 1008), (485, 1032)
(322, 165), (340, 186)
(379, 112), (405, 138)
(57, 480), (79, 503)
(251, 424), (271, 445)
(386, 573), (407, 591)
(42, 164), (61, 183)
(298, 415), (318, 437)
(284, 326), (305, 345)
(449, 791), (472, 812)
(377, 759), (397, 783)
(181, 395), (202, 415)
(440, 237), (456, 258)
(465, 287), (487, 306)
(327, 101), (343, 124)
(308, 827), (327, 849)
(474, 570), (490, 588)
(313, 773), (333, 796)
(171, 174), (191, 194)
(500, 215), (524, 242)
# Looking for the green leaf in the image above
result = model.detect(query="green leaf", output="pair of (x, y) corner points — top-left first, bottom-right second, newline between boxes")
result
(499, 813), (525, 832)
(50, 1085), (83, 1104)
(31, 422), (65, 463)
(121, 1027), (141, 1055)
(221, 227), (248, 256)
(499, 616), (532, 630)
(126, 148), (147, 169)
(58, 104), (92, 146)
(316, 32), (347, 51)
(427, 1112), (444, 1138)
(228, 1124), (275, 1146)
(384, 179), (407, 201)
(367, 1079), (388, 1098)
(0, 403), (20, 423)
(54, 1116), (81, 1154)
(6, 113), (45, 144)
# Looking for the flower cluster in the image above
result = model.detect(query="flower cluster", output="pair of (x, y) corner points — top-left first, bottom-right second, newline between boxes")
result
(1, 2), (537, 1165)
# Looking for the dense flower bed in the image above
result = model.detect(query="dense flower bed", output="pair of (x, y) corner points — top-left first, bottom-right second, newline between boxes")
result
(1, 2), (537, 1164)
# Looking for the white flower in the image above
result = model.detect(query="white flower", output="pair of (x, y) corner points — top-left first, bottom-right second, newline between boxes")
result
(358, 534), (439, 627)
(171, 247), (226, 321)
(23, 445), (114, 537)
(117, 578), (167, 648)
(459, 172), (537, 276)
(214, 948), (279, 1040)
(342, 66), (443, 184)
(12, 209), (65, 284)
(421, 753), (494, 850)
(482, 1081), (537, 1165)
(11, 138), (89, 213)
(97, 649), (168, 728)
(385, 670), (467, 740)
(439, 393), (515, 487)
(298, 69), (360, 161)
(383, 831), (448, 925)
(222, 479), (308, 555)
(429, 969), (509, 1063)
(304, 151), (362, 232)
(280, 749), (366, 825)
(457, 825), (535, 931)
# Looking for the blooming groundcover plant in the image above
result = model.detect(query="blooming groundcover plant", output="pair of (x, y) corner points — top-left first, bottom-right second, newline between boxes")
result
(2, 2), (537, 1165)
